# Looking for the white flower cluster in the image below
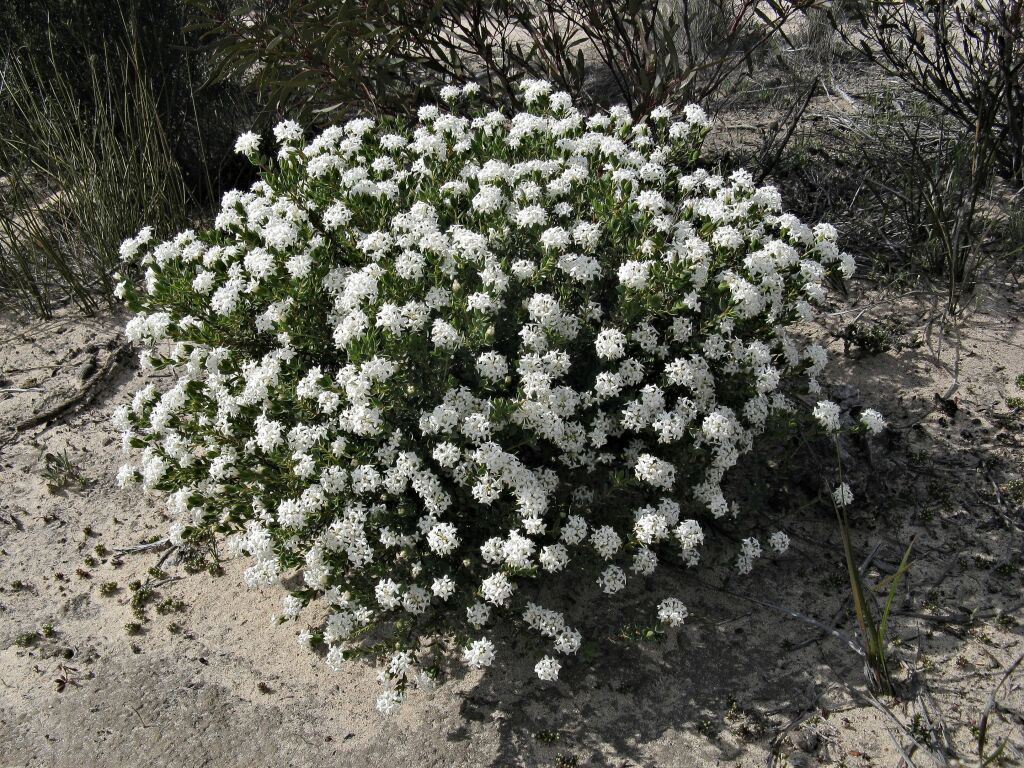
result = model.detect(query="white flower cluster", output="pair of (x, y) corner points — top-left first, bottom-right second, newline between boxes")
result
(115, 80), (870, 714)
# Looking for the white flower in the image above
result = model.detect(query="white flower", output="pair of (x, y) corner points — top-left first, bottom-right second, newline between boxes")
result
(597, 565), (626, 594)
(675, 521), (704, 555)
(116, 464), (137, 487)
(634, 454), (675, 490)
(736, 537), (762, 575)
(467, 602), (491, 628)
(657, 598), (688, 627)
(463, 638), (496, 668)
(376, 689), (403, 716)
(375, 579), (402, 610)
(514, 205), (548, 228)
(234, 131), (261, 155)
(768, 531), (790, 553)
(860, 409), (886, 435)
(554, 628), (582, 655)
(526, 293), (561, 326)
(431, 319), (462, 349)
(273, 120), (302, 143)
(635, 189), (666, 214)
(595, 328), (627, 361)
(539, 543), (569, 572)
(534, 656), (561, 681)
(522, 516), (545, 535)
(510, 259), (537, 280)
(618, 260), (651, 290)
(326, 645), (346, 671)
(476, 351), (508, 383)
(540, 226), (571, 252)
(323, 202), (352, 229)
(502, 530), (536, 568)
(472, 185), (504, 214)
(832, 482), (854, 508)
(712, 225), (744, 250)
(481, 572), (515, 606)
(427, 522), (459, 556)
(403, 586), (431, 615)
(634, 512), (669, 545)
(432, 442), (460, 467)
(521, 78), (552, 105)
(432, 576), (456, 599)
(116, 85), (875, 715)
(683, 104), (709, 127)
(192, 270), (215, 294)
(813, 400), (842, 433)
(632, 547), (657, 576)
(560, 515), (587, 546)
(591, 526), (621, 560)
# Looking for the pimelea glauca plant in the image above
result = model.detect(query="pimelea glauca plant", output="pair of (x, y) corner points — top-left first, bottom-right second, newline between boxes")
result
(114, 79), (878, 715)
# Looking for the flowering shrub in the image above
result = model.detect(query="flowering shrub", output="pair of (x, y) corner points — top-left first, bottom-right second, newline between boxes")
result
(115, 79), (867, 714)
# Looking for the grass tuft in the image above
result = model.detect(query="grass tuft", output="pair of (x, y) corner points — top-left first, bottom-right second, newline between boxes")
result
(0, 30), (186, 315)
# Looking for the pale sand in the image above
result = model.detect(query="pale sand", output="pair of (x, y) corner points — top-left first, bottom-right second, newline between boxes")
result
(1, 280), (1021, 767)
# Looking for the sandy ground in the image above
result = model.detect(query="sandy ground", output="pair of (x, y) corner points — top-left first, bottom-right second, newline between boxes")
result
(1, 279), (1022, 767)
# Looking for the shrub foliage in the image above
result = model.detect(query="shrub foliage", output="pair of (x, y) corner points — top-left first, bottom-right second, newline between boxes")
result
(194, 0), (801, 121)
(117, 82), (857, 713)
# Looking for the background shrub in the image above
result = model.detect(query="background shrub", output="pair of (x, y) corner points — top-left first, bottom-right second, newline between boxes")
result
(0, 0), (262, 314)
(193, 0), (803, 122)
(4, 0), (1021, 318)
(843, 0), (1024, 186)
(0, 44), (187, 314)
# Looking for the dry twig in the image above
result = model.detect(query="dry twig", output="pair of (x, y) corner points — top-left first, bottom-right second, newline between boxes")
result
(112, 538), (170, 555)
(977, 651), (1024, 764)
(15, 341), (132, 432)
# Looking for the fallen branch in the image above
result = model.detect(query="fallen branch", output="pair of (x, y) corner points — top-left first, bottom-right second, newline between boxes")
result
(766, 686), (829, 768)
(844, 684), (932, 768)
(128, 705), (154, 729)
(15, 341), (133, 432)
(112, 538), (170, 555)
(977, 651), (1024, 764)
(787, 542), (885, 654)
(891, 601), (1024, 627)
(694, 577), (865, 658)
(146, 576), (183, 590)
(155, 545), (179, 571)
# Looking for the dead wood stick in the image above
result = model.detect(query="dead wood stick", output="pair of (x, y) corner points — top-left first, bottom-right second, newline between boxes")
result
(891, 601), (1024, 627)
(16, 341), (132, 432)
(977, 651), (1024, 762)
(693, 577), (865, 658)
(112, 538), (170, 555)
(155, 545), (179, 570)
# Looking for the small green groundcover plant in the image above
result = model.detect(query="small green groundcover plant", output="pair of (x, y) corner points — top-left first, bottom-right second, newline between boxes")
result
(114, 80), (884, 714)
